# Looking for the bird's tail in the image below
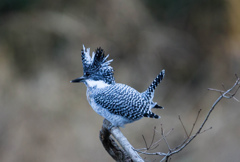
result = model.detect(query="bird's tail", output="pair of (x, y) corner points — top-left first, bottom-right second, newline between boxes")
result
(144, 69), (165, 99)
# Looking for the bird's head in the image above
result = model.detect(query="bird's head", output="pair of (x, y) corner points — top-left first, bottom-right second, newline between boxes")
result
(71, 45), (115, 88)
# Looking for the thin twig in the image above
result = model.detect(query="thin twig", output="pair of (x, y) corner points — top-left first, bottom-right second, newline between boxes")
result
(149, 126), (157, 149)
(141, 126), (157, 150)
(189, 109), (202, 136)
(161, 125), (171, 151)
(142, 135), (148, 150)
(151, 128), (174, 150)
(199, 127), (212, 134)
(136, 128), (174, 152)
(134, 150), (167, 156)
(222, 83), (226, 91)
(178, 115), (189, 138)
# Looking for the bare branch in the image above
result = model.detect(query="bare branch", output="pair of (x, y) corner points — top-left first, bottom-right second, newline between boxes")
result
(100, 121), (133, 162)
(208, 88), (224, 92)
(160, 76), (240, 160)
(135, 150), (167, 156)
(100, 119), (143, 162)
(136, 76), (240, 162)
(111, 126), (144, 162)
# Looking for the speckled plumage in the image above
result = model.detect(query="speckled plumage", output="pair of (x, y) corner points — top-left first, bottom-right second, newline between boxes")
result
(71, 45), (165, 127)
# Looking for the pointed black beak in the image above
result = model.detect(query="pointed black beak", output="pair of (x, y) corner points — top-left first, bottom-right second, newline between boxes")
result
(70, 76), (85, 83)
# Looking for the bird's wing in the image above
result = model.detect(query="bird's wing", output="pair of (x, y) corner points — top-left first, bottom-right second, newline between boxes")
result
(93, 84), (148, 119)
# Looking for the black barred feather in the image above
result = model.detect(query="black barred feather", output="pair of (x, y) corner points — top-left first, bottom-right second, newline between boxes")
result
(145, 69), (165, 99)
(143, 112), (160, 119)
(93, 84), (148, 121)
(93, 47), (105, 67)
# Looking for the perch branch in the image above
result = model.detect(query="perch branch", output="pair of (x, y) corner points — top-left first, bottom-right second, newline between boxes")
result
(100, 119), (144, 162)
(100, 122), (133, 162)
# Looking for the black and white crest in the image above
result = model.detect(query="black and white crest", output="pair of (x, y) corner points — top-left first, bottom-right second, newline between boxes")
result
(81, 45), (115, 84)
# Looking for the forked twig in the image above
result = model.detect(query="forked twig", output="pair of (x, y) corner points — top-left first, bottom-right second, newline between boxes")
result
(141, 126), (157, 151)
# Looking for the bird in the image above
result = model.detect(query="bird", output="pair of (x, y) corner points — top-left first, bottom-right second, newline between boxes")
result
(71, 45), (165, 128)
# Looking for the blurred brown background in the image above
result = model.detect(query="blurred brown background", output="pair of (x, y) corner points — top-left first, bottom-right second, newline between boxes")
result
(0, 0), (240, 161)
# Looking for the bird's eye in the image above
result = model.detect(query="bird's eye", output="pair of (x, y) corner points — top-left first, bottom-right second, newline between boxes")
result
(85, 72), (90, 77)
